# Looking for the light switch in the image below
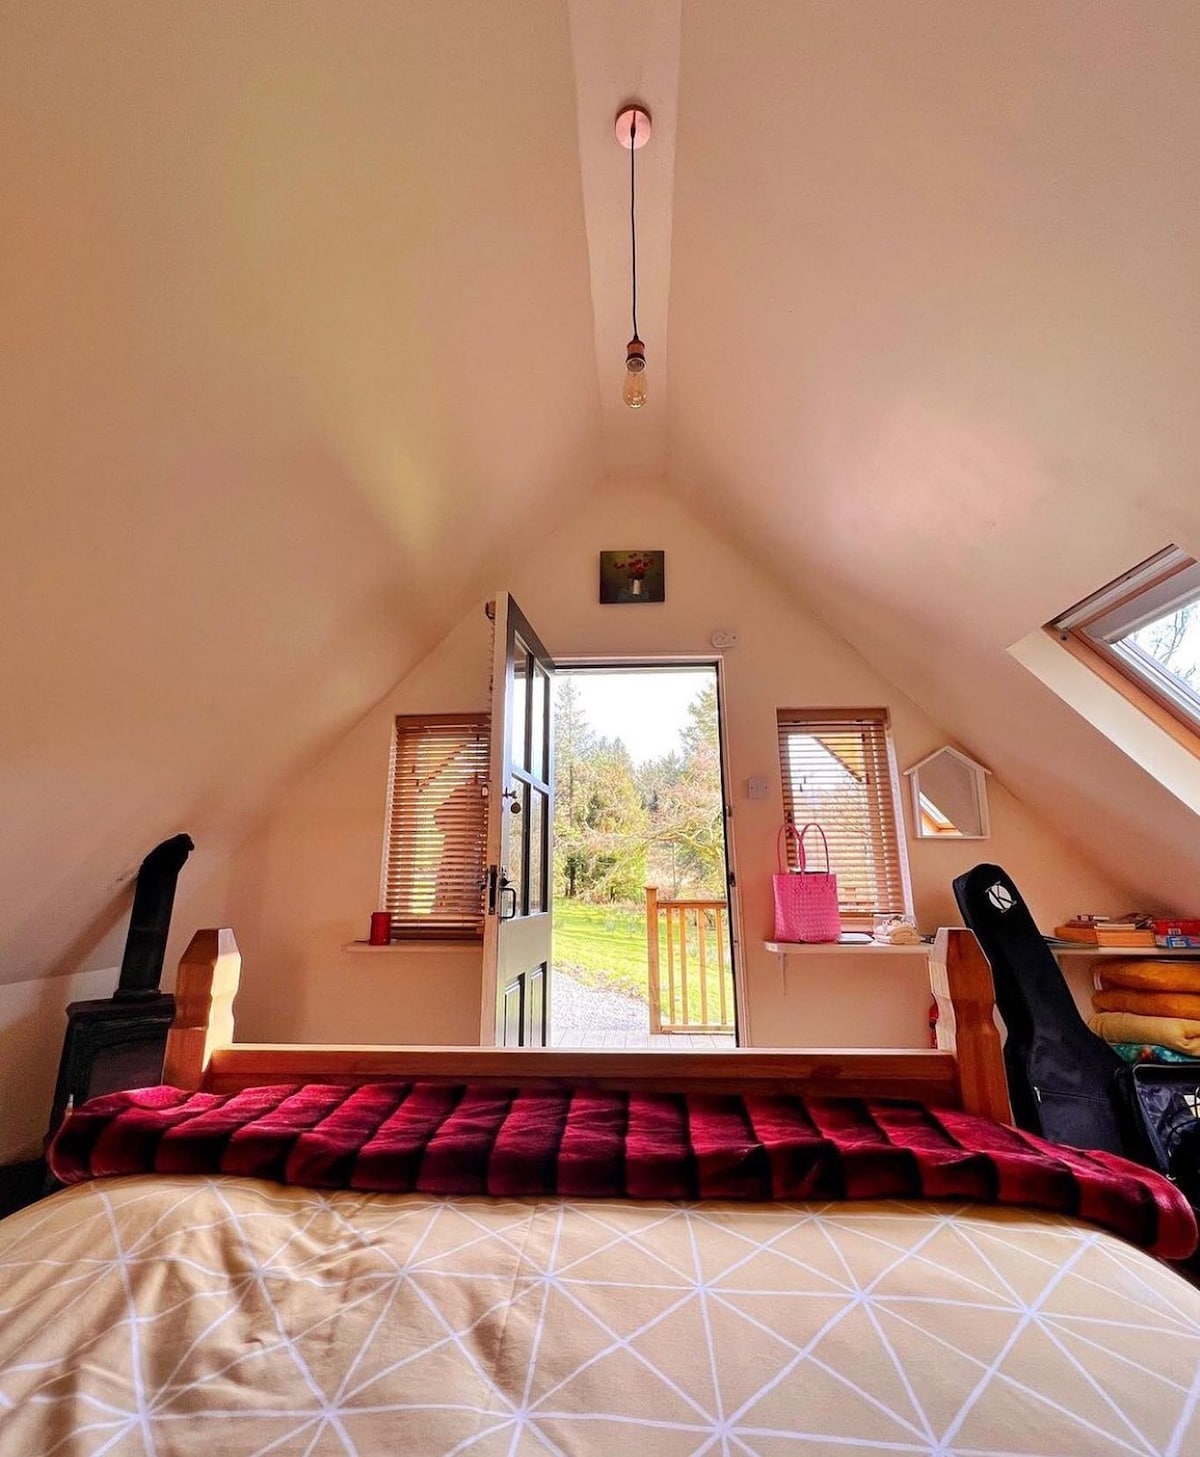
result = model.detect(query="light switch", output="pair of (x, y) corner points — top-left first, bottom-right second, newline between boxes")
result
(746, 776), (770, 800)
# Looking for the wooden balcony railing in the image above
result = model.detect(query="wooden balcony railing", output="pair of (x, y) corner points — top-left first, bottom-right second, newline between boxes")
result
(645, 886), (736, 1034)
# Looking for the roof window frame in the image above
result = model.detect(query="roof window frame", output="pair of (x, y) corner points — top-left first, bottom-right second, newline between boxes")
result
(1050, 545), (1200, 747)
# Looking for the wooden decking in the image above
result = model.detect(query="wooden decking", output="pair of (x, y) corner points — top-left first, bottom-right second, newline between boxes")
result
(551, 1028), (736, 1049)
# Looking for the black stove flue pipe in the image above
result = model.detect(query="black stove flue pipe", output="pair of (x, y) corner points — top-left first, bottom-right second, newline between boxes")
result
(114, 833), (195, 1000)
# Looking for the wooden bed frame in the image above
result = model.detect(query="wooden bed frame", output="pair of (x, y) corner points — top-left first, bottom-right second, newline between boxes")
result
(163, 927), (1011, 1122)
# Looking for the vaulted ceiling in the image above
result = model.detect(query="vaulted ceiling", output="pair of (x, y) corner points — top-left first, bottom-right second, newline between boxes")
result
(2, 1), (1198, 984)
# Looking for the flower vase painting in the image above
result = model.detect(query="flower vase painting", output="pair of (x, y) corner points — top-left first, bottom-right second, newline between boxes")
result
(599, 550), (665, 604)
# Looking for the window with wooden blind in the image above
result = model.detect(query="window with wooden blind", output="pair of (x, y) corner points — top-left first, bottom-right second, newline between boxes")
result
(382, 714), (490, 940)
(776, 708), (910, 922)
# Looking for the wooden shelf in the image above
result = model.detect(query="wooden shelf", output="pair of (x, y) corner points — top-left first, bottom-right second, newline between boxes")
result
(767, 938), (1200, 960)
(1049, 943), (1200, 958)
(764, 940), (930, 956)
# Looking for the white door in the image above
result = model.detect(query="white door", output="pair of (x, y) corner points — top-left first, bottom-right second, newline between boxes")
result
(482, 594), (555, 1046)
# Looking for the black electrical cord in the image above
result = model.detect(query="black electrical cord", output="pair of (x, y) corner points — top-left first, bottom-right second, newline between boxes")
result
(630, 111), (639, 343)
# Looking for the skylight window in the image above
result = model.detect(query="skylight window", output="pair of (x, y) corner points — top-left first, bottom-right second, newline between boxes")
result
(1052, 546), (1200, 734)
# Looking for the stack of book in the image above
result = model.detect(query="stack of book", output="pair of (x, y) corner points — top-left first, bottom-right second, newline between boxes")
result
(1154, 918), (1200, 948)
(1053, 917), (1158, 948)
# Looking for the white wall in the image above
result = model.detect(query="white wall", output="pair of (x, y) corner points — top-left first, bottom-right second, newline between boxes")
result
(221, 483), (1128, 1052)
(0, 966), (118, 1163)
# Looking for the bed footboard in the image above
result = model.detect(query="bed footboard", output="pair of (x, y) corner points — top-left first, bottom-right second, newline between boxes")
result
(164, 927), (1011, 1120)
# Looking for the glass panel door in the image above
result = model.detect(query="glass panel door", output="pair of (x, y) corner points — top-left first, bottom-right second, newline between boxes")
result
(482, 595), (555, 1046)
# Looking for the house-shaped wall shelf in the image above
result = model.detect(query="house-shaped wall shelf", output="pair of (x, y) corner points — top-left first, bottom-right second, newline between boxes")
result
(903, 746), (991, 839)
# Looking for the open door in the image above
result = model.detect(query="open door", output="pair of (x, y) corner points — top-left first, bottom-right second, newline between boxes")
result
(482, 594), (555, 1046)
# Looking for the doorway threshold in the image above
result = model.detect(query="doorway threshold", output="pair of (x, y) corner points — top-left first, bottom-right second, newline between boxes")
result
(551, 1029), (736, 1049)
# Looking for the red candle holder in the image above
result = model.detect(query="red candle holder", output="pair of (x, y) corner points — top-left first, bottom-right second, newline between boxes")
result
(369, 911), (392, 946)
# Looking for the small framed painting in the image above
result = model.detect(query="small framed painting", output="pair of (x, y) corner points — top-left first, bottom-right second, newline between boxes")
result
(599, 550), (665, 604)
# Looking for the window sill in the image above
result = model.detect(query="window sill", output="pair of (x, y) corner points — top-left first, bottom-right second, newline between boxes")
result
(764, 940), (930, 955)
(342, 940), (484, 955)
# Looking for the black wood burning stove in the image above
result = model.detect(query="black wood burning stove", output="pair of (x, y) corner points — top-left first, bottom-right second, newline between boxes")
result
(47, 834), (195, 1144)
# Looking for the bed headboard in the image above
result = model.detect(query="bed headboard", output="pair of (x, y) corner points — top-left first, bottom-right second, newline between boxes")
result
(163, 928), (1011, 1123)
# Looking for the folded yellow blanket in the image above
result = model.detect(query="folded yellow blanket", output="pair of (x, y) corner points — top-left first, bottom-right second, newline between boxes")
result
(1096, 960), (1200, 996)
(1092, 987), (1200, 1019)
(1089, 1010), (1200, 1055)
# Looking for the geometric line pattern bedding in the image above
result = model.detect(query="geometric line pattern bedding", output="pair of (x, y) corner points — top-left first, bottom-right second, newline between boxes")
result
(47, 1082), (1198, 1257)
(1, 1176), (1199, 1456)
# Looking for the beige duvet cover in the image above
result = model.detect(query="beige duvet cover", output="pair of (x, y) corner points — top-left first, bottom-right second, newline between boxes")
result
(0, 1175), (1198, 1455)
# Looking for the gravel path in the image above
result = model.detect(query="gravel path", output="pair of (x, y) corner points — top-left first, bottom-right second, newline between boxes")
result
(552, 970), (648, 1032)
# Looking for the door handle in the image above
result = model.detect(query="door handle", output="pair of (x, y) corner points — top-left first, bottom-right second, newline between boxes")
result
(499, 882), (518, 921)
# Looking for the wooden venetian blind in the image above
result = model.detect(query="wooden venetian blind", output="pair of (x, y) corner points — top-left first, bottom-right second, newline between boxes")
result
(383, 714), (490, 939)
(776, 708), (909, 919)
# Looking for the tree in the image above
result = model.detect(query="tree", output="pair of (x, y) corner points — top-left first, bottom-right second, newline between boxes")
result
(640, 684), (726, 897)
(553, 679), (595, 896)
(575, 738), (648, 900)
(553, 682), (647, 900)
(1141, 605), (1197, 685)
(553, 677), (727, 904)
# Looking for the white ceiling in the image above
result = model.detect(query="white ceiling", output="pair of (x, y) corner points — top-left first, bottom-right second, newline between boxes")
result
(2, 0), (1198, 984)
(665, 0), (1200, 905)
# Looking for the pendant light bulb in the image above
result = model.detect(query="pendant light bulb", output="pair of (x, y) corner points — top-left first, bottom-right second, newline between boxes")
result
(623, 336), (647, 410)
(616, 104), (651, 412)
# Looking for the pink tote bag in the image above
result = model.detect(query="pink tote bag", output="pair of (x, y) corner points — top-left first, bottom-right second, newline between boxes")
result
(773, 821), (841, 943)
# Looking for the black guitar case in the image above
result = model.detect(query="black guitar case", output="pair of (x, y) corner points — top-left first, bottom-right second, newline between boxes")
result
(953, 864), (1131, 1154)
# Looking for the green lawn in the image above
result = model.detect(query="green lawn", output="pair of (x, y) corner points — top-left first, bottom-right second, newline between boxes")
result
(551, 899), (649, 1000)
(552, 898), (735, 1026)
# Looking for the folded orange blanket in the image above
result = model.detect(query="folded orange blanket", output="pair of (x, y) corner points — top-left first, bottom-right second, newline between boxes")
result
(1089, 1010), (1200, 1055)
(1096, 960), (1200, 996)
(1093, 987), (1200, 1020)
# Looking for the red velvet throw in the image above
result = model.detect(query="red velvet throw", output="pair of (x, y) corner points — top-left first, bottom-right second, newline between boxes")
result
(47, 1082), (1197, 1258)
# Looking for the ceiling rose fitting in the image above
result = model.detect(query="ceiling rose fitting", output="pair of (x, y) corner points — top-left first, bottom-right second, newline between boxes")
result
(615, 105), (652, 150)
